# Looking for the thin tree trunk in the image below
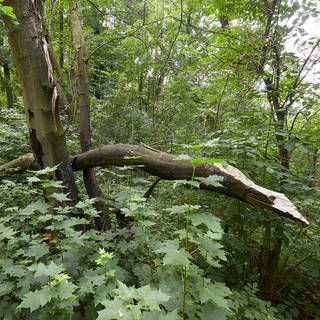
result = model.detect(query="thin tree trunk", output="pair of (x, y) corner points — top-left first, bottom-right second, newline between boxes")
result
(3, 63), (13, 108)
(0, 37), (14, 108)
(256, 0), (287, 298)
(59, 8), (64, 69)
(3, 0), (78, 201)
(69, 0), (111, 230)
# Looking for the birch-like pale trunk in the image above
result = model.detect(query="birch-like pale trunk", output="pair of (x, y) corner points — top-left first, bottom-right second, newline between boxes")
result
(3, 0), (78, 201)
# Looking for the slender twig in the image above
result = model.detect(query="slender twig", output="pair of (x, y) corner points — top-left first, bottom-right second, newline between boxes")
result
(257, 0), (279, 74)
(278, 254), (316, 292)
(281, 39), (320, 109)
(171, 16), (240, 40)
(216, 72), (230, 124)
(84, 0), (105, 16)
(87, 25), (144, 60)
(144, 177), (161, 199)
(289, 106), (305, 135)
(158, 0), (183, 79)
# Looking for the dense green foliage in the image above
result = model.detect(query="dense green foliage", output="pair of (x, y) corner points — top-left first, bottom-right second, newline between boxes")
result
(0, 0), (320, 319)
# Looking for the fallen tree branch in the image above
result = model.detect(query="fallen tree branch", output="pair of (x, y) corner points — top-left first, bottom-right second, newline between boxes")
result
(0, 144), (309, 225)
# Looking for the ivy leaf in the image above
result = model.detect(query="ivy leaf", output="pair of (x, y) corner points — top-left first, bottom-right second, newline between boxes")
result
(155, 240), (191, 267)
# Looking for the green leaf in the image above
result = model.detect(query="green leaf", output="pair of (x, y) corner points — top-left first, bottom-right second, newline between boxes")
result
(266, 167), (275, 174)
(5, 264), (25, 277)
(167, 204), (200, 215)
(196, 175), (224, 187)
(158, 310), (180, 320)
(190, 213), (222, 233)
(0, 224), (17, 240)
(191, 158), (222, 163)
(42, 180), (64, 189)
(18, 287), (53, 312)
(137, 285), (170, 311)
(0, 281), (15, 298)
(24, 243), (49, 260)
(199, 281), (231, 310)
(173, 179), (200, 188)
(50, 192), (70, 202)
(57, 280), (77, 302)
(202, 305), (228, 320)
(28, 261), (65, 278)
(155, 240), (191, 267)
(27, 176), (41, 183)
(78, 274), (106, 295)
(113, 281), (136, 302)
(75, 198), (96, 209)
(174, 154), (191, 160)
(35, 165), (60, 175)
(166, 205), (189, 214)
(19, 200), (50, 215)
(98, 297), (131, 320)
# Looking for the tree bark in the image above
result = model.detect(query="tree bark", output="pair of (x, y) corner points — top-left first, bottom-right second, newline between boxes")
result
(3, 63), (13, 108)
(3, 0), (78, 201)
(0, 144), (309, 225)
(0, 38), (14, 108)
(69, 0), (111, 230)
(59, 8), (64, 69)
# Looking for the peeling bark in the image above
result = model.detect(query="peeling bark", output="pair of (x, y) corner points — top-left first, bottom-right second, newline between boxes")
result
(3, 0), (79, 201)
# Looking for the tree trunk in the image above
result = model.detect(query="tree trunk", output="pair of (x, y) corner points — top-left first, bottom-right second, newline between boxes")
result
(3, 0), (78, 201)
(0, 37), (14, 108)
(258, 224), (283, 299)
(59, 8), (64, 69)
(69, 0), (111, 230)
(3, 63), (13, 108)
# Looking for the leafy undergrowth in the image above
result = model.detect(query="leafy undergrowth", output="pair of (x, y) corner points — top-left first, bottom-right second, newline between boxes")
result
(0, 169), (286, 320)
